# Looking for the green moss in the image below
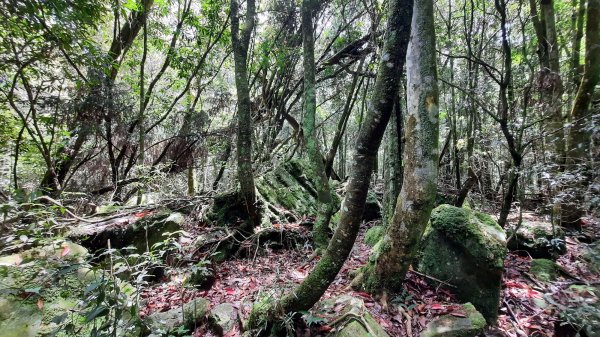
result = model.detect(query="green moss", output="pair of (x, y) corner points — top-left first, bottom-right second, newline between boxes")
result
(463, 303), (486, 329)
(364, 226), (385, 246)
(245, 294), (276, 334)
(530, 259), (558, 282)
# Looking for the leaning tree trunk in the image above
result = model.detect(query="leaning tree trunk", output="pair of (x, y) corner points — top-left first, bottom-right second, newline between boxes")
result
(360, 0), (439, 297)
(564, 0), (600, 224)
(245, 0), (413, 332)
(301, 0), (335, 250)
(231, 0), (259, 229)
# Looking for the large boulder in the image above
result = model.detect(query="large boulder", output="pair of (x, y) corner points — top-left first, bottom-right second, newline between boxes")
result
(507, 218), (566, 258)
(421, 303), (486, 337)
(68, 211), (184, 253)
(417, 205), (507, 323)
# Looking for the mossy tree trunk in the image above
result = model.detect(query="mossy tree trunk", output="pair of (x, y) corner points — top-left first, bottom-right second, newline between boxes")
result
(301, 0), (335, 250)
(246, 0), (413, 331)
(531, 0), (565, 167)
(564, 0), (600, 223)
(231, 0), (259, 230)
(383, 93), (403, 226)
(361, 0), (439, 296)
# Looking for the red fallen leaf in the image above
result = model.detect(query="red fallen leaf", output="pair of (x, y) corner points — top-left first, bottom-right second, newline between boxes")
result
(504, 280), (528, 289)
(14, 255), (22, 266)
(225, 287), (236, 295)
(450, 312), (467, 318)
(430, 303), (444, 310)
(354, 292), (372, 299)
(317, 325), (333, 332)
(60, 245), (70, 257)
(134, 211), (152, 218)
(37, 298), (44, 310)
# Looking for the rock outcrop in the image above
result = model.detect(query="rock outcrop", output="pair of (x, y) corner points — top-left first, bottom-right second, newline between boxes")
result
(205, 160), (340, 227)
(68, 211), (184, 253)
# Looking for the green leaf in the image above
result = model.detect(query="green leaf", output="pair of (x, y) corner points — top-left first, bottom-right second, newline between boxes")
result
(85, 305), (109, 323)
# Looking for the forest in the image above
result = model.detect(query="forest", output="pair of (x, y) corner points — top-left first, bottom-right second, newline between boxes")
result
(0, 0), (598, 336)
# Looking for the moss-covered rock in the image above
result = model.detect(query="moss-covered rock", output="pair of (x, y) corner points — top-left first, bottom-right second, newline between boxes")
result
(507, 220), (566, 258)
(145, 297), (210, 336)
(530, 259), (559, 282)
(68, 211), (184, 253)
(209, 303), (239, 335)
(364, 226), (385, 246)
(421, 303), (486, 337)
(363, 191), (382, 222)
(318, 295), (388, 337)
(417, 205), (507, 323)
(206, 160), (341, 228)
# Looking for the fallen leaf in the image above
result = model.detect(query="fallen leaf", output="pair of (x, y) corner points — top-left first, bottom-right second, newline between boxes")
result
(430, 303), (444, 310)
(60, 245), (70, 257)
(37, 298), (44, 310)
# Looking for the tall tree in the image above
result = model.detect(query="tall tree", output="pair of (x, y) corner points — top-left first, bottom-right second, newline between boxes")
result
(231, 0), (259, 229)
(359, 0), (439, 297)
(246, 0), (413, 332)
(531, 0), (565, 165)
(564, 0), (600, 223)
(301, 0), (336, 250)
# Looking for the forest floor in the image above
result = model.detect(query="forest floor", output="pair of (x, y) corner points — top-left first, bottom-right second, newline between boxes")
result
(134, 211), (600, 337)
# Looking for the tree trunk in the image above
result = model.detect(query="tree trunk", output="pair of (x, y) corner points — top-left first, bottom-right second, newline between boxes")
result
(301, 0), (335, 250)
(246, 0), (413, 332)
(564, 0), (600, 224)
(360, 0), (439, 296)
(231, 0), (259, 229)
(383, 93), (403, 226)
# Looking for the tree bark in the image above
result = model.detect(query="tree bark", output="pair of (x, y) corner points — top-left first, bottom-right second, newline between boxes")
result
(383, 92), (403, 226)
(360, 0), (439, 296)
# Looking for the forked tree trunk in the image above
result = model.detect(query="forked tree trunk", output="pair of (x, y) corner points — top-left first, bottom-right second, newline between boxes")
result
(360, 0), (439, 296)
(301, 0), (335, 250)
(246, 0), (413, 332)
